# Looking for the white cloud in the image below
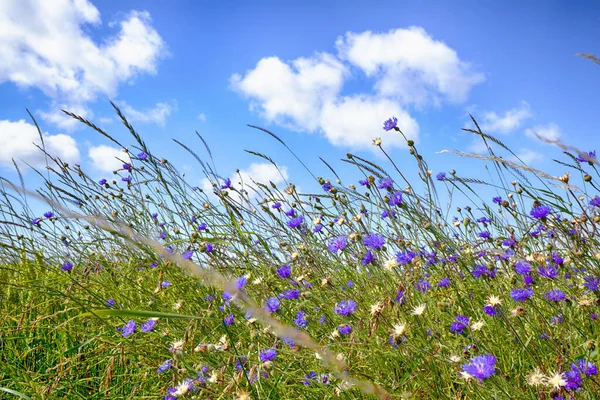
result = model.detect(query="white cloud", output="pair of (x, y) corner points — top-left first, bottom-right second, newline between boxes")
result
(231, 53), (347, 132)
(0, 119), (79, 168)
(480, 101), (532, 134)
(335, 27), (485, 106)
(88, 145), (131, 173)
(38, 103), (94, 131)
(525, 123), (563, 142)
(511, 149), (544, 165)
(201, 163), (289, 204)
(467, 139), (491, 154)
(0, 0), (166, 126)
(198, 113), (206, 122)
(320, 96), (418, 150)
(119, 100), (176, 126)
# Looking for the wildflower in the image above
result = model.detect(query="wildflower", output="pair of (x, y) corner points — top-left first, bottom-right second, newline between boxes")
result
(471, 321), (484, 331)
(502, 237), (516, 247)
(395, 290), (406, 305)
(483, 305), (497, 316)
(361, 250), (376, 265)
(527, 367), (546, 386)
(370, 302), (384, 315)
(377, 177), (394, 189)
(236, 276), (247, 289)
(583, 276), (600, 292)
(363, 233), (385, 249)
(141, 318), (158, 332)
(544, 289), (566, 302)
(285, 208), (296, 217)
(415, 279), (431, 293)
(545, 371), (566, 389)
(170, 340), (184, 355)
(479, 231), (491, 239)
(31, 217), (42, 225)
(276, 265), (291, 279)
(338, 324), (352, 335)
(197, 223), (207, 231)
(161, 280), (170, 289)
(396, 250), (416, 265)
(477, 216), (492, 223)
(412, 303), (426, 316)
(43, 211), (54, 218)
(383, 116), (398, 131)
(576, 150), (596, 163)
(157, 359), (173, 374)
(122, 176), (132, 182)
(105, 298), (115, 308)
(272, 201), (282, 209)
(206, 243), (213, 253)
(537, 264), (558, 279)
(461, 354), (496, 381)
(313, 223), (323, 233)
(492, 196), (502, 204)
(120, 320), (136, 338)
(384, 258), (399, 270)
(590, 197), (600, 207)
(392, 323), (407, 338)
(287, 215), (304, 228)
(182, 250), (193, 259)
(279, 289), (300, 299)
(322, 181), (333, 192)
(515, 260), (531, 275)
(436, 172), (446, 180)
(259, 348), (277, 362)
(358, 179), (369, 186)
(99, 178), (107, 185)
(530, 205), (551, 219)
(221, 178), (231, 189)
(388, 191), (403, 206)
(264, 297), (280, 313)
(510, 288), (534, 301)
(334, 299), (357, 316)
(328, 236), (347, 253)
(137, 151), (148, 160)
(438, 277), (451, 287)
(61, 262), (73, 271)
(450, 315), (470, 334)
(294, 310), (308, 328)
(223, 314), (234, 326)
(123, 163), (131, 170)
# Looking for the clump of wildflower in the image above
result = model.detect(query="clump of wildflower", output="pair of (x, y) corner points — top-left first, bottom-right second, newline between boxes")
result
(544, 289), (566, 302)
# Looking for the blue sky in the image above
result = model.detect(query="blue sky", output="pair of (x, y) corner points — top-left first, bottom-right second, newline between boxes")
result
(1, 0), (599, 212)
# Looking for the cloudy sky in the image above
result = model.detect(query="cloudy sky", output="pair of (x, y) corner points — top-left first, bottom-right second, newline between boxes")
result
(1, 0), (599, 203)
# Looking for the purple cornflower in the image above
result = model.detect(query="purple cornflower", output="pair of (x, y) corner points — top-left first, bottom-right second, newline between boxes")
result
(279, 289), (300, 299)
(123, 163), (131, 170)
(294, 310), (308, 328)
(141, 319), (157, 332)
(157, 359), (173, 374)
(472, 265), (490, 279)
(537, 264), (558, 279)
(120, 320), (136, 338)
(383, 116), (398, 131)
(197, 223), (207, 231)
(492, 196), (503, 204)
(43, 211), (54, 218)
(575, 360), (598, 377)
(287, 215), (304, 228)
(583, 276), (600, 292)
(122, 176), (132, 182)
(590, 197), (600, 207)
(438, 277), (451, 287)
(450, 315), (470, 334)
(377, 177), (394, 189)
(338, 324), (352, 335)
(322, 182), (333, 192)
(415, 279), (431, 294)
(161, 280), (170, 289)
(396, 250), (416, 265)
(510, 287), (534, 301)
(358, 179), (369, 186)
(106, 298), (115, 308)
(328, 236), (347, 253)
(137, 151), (148, 160)
(182, 250), (193, 259)
(259, 348), (277, 362)
(334, 299), (357, 316)
(61, 262), (73, 271)
(363, 233), (385, 249)
(576, 151), (596, 163)
(544, 289), (566, 302)
(223, 314), (234, 326)
(477, 216), (492, 223)
(388, 191), (403, 206)
(31, 217), (42, 225)
(313, 224), (323, 233)
(483, 305), (497, 316)
(281, 337), (296, 348)
(265, 297), (280, 313)
(436, 172), (446, 180)
(205, 243), (213, 253)
(514, 260), (531, 275)
(285, 208), (296, 217)
(99, 178), (107, 185)
(395, 290), (406, 305)
(381, 209), (396, 219)
(272, 202), (282, 209)
(361, 250), (376, 265)
(530, 205), (551, 219)
(277, 265), (291, 279)
(462, 354), (496, 380)
(236, 276), (247, 289)
(221, 178), (231, 189)
(479, 231), (491, 239)
(502, 237), (516, 247)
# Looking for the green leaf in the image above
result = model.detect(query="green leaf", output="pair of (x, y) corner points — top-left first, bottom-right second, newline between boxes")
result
(0, 388), (32, 400)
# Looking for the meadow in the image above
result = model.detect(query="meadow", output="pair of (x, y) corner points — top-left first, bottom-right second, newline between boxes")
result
(1, 96), (599, 399)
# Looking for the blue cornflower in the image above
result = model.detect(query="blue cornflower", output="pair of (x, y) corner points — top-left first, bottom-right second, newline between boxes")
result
(338, 324), (352, 335)
(530, 205), (551, 219)
(313, 224), (323, 233)
(377, 177), (394, 189)
(137, 152), (148, 160)
(438, 277), (451, 287)
(472, 265), (490, 278)
(99, 178), (107, 185)
(157, 359), (173, 374)
(514, 260), (531, 275)
(161, 280), (170, 289)
(388, 191), (403, 206)
(197, 223), (207, 231)
(31, 217), (42, 225)
(544, 289), (566, 302)
(285, 208), (296, 217)
(279, 289), (300, 299)
(281, 337), (296, 348)
(221, 178), (231, 189)
(334, 299), (357, 316)
(277, 265), (291, 279)
(479, 231), (491, 239)
(436, 172), (446, 180)
(450, 315), (470, 334)
(272, 201), (282, 209)
(583, 276), (600, 292)
(590, 197), (600, 207)
(361, 250), (376, 265)
(236, 276), (247, 289)
(537, 264), (558, 279)
(123, 163), (131, 170)
(287, 215), (304, 228)
(395, 290), (406, 305)
(383, 116), (398, 131)
(363, 233), (385, 249)
(141, 319), (157, 332)
(358, 179), (369, 186)
(43, 211), (54, 218)
(61, 262), (73, 271)
(122, 176), (132, 182)
(106, 299), (115, 308)
(223, 314), (234, 326)
(510, 287), (534, 301)
(206, 243), (213, 253)
(415, 279), (431, 294)
(182, 250), (193, 259)
(328, 236), (347, 253)
(322, 182), (333, 192)
(265, 297), (280, 313)
(120, 320), (136, 338)
(462, 354), (496, 380)
(575, 359), (598, 377)
(381, 209), (396, 219)
(259, 348), (277, 362)
(396, 250), (416, 265)
(576, 151), (596, 163)
(294, 310), (308, 328)
(502, 237), (516, 247)
(483, 305), (497, 316)
(492, 196), (503, 204)
(477, 216), (492, 223)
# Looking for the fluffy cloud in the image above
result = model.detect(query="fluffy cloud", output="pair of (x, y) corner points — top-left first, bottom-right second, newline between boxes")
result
(511, 149), (544, 165)
(525, 123), (563, 142)
(320, 96), (418, 150)
(232, 27), (482, 150)
(0, 119), (79, 168)
(480, 101), (532, 134)
(231, 54), (347, 132)
(119, 100), (176, 126)
(0, 0), (167, 127)
(88, 145), (131, 173)
(335, 27), (485, 106)
(201, 163), (289, 204)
